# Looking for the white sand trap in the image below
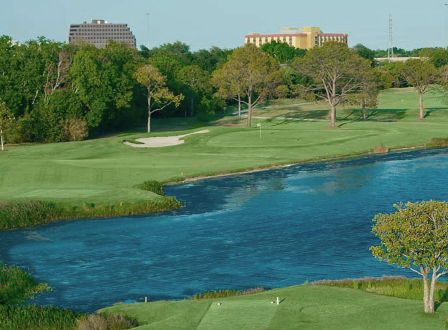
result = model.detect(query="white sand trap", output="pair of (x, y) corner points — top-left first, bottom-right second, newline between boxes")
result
(124, 129), (210, 148)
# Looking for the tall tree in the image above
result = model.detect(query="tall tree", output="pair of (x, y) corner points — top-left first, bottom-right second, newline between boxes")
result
(0, 99), (14, 151)
(400, 59), (438, 120)
(293, 42), (371, 128)
(213, 57), (245, 120)
(134, 64), (183, 133)
(371, 201), (448, 314)
(213, 44), (281, 126)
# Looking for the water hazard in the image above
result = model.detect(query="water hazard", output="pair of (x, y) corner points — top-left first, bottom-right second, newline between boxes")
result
(1, 149), (448, 312)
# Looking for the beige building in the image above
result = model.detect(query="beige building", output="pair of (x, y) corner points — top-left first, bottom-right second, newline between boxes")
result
(68, 20), (136, 48)
(245, 27), (348, 50)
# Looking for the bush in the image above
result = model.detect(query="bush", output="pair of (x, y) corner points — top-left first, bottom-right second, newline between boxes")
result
(64, 117), (89, 141)
(139, 181), (165, 196)
(77, 313), (138, 330)
(373, 144), (389, 154)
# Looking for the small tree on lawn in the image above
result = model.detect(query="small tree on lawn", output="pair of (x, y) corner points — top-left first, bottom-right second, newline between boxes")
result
(400, 59), (438, 120)
(134, 64), (184, 133)
(0, 99), (14, 151)
(213, 44), (282, 127)
(371, 201), (448, 314)
(292, 42), (371, 128)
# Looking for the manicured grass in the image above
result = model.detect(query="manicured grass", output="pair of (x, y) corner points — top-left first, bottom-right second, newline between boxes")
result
(102, 284), (448, 330)
(1, 88), (448, 209)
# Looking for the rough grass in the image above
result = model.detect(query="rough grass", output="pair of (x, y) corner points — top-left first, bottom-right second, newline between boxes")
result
(0, 305), (84, 330)
(0, 197), (182, 229)
(1, 88), (448, 225)
(312, 276), (448, 302)
(102, 284), (448, 330)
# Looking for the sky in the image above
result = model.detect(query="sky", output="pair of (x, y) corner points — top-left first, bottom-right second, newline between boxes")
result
(1, 0), (447, 51)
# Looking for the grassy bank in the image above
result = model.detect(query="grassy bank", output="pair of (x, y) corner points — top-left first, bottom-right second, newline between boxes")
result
(103, 281), (448, 330)
(0, 197), (182, 230)
(1, 88), (448, 228)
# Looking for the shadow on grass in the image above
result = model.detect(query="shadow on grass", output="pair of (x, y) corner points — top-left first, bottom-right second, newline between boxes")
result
(423, 107), (448, 119)
(338, 109), (409, 123)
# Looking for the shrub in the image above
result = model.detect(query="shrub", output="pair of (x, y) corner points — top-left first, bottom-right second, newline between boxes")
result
(64, 117), (89, 141)
(77, 313), (138, 330)
(373, 144), (389, 154)
(139, 181), (165, 196)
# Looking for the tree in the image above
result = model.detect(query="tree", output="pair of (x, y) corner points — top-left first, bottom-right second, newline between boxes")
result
(293, 42), (371, 128)
(0, 99), (14, 151)
(134, 64), (183, 133)
(213, 56), (245, 120)
(348, 69), (381, 120)
(178, 65), (211, 117)
(371, 201), (448, 314)
(261, 41), (306, 64)
(400, 59), (438, 120)
(420, 48), (448, 68)
(213, 44), (282, 127)
(352, 43), (376, 67)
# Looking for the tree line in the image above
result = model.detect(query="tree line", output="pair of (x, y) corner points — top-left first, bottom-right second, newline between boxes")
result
(2, 36), (448, 145)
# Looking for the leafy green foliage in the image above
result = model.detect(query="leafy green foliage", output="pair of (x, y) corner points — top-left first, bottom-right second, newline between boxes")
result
(213, 44), (282, 127)
(261, 41), (306, 63)
(293, 42), (372, 127)
(371, 201), (448, 313)
(134, 64), (184, 132)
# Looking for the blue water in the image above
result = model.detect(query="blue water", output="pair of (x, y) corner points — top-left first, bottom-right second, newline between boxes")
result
(1, 149), (448, 312)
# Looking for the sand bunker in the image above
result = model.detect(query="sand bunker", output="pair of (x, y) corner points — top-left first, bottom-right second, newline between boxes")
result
(124, 129), (209, 148)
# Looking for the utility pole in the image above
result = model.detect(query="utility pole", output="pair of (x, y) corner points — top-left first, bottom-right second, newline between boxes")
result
(387, 14), (394, 62)
(146, 13), (150, 49)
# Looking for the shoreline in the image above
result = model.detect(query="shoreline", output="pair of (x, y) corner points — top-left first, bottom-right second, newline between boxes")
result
(1, 143), (444, 230)
(165, 144), (430, 186)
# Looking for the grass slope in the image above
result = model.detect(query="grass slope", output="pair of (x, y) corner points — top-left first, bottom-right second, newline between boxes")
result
(102, 285), (448, 330)
(1, 88), (448, 207)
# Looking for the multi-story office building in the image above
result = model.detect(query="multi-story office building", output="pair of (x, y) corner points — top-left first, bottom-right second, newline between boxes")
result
(68, 20), (136, 48)
(245, 27), (348, 50)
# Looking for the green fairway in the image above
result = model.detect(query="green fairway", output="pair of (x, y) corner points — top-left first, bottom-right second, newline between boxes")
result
(102, 285), (448, 330)
(1, 88), (448, 206)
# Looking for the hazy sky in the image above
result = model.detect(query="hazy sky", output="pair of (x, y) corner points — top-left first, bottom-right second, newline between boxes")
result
(1, 0), (447, 50)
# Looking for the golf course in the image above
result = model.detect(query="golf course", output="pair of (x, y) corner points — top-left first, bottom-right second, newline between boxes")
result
(1, 88), (448, 209)
(102, 283), (448, 330)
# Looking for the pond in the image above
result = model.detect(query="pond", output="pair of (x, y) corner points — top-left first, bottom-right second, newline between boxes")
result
(1, 148), (448, 312)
